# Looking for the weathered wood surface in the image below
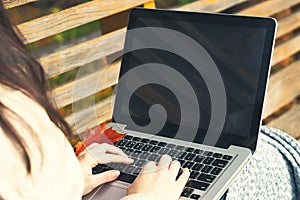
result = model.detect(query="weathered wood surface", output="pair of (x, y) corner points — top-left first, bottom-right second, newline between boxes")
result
(263, 60), (300, 119)
(17, 0), (153, 44)
(40, 28), (126, 77)
(238, 0), (300, 17)
(3, 0), (36, 9)
(53, 61), (121, 108)
(65, 95), (114, 134)
(268, 104), (300, 139)
(175, 0), (249, 12)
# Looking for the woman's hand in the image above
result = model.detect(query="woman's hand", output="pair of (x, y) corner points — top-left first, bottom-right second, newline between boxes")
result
(127, 154), (190, 200)
(77, 143), (134, 195)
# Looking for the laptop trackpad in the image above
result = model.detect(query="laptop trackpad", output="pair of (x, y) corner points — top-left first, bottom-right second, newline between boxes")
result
(82, 183), (127, 200)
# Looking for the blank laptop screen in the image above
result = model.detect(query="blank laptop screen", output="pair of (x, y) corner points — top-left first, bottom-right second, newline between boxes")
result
(113, 8), (276, 151)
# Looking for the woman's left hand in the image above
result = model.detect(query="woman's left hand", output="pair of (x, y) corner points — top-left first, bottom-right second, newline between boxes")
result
(77, 143), (134, 195)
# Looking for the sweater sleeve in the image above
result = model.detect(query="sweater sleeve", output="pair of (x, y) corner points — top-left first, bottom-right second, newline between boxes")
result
(0, 87), (84, 200)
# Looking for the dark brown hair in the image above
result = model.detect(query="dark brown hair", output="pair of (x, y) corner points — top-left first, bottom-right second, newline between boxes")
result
(0, 1), (72, 172)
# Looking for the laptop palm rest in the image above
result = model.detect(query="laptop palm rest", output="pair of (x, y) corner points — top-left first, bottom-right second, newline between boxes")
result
(83, 183), (127, 200)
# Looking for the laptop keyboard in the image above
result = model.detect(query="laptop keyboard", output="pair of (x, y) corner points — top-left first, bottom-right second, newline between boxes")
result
(92, 134), (234, 199)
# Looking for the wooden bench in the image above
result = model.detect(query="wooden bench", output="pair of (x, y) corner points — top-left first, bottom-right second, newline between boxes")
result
(5, 0), (300, 142)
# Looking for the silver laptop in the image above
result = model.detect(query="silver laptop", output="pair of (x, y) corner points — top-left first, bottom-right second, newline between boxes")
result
(83, 8), (276, 200)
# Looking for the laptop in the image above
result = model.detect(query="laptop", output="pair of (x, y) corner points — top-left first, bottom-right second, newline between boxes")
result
(83, 8), (276, 200)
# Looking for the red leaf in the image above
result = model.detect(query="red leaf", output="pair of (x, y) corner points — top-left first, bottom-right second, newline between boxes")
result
(75, 123), (125, 156)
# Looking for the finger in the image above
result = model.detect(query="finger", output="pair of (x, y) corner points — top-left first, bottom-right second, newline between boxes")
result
(157, 154), (172, 169)
(92, 170), (120, 187)
(87, 143), (128, 157)
(94, 154), (134, 164)
(142, 161), (157, 173)
(169, 160), (181, 177)
(102, 143), (128, 157)
(176, 167), (190, 189)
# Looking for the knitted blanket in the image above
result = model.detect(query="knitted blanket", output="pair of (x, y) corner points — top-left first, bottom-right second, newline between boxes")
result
(226, 126), (300, 200)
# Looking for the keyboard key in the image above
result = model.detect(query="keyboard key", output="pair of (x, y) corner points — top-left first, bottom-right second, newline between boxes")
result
(211, 167), (222, 175)
(212, 159), (228, 168)
(133, 167), (142, 174)
(201, 165), (213, 173)
(133, 143), (144, 150)
(159, 148), (170, 155)
(124, 165), (136, 174)
(212, 153), (223, 158)
(149, 140), (159, 145)
(194, 155), (205, 163)
(166, 143), (176, 148)
(183, 161), (194, 169)
(185, 147), (194, 152)
(190, 171), (200, 179)
(223, 155), (233, 160)
(116, 139), (129, 147)
(141, 138), (150, 143)
(176, 152), (187, 159)
(194, 149), (204, 154)
(181, 188), (194, 197)
(139, 152), (150, 160)
(124, 148), (134, 155)
(131, 151), (142, 158)
(132, 137), (141, 141)
(125, 141), (137, 148)
(142, 144), (152, 151)
(118, 172), (136, 183)
(157, 142), (167, 147)
(136, 160), (147, 167)
(203, 157), (215, 165)
(150, 146), (161, 153)
(192, 163), (203, 171)
(116, 164), (127, 171)
(197, 173), (216, 183)
(190, 194), (201, 199)
(168, 150), (178, 157)
(124, 135), (133, 140)
(187, 180), (209, 191)
(185, 153), (196, 161)
(175, 145), (185, 150)
(148, 154), (160, 161)
(178, 159), (185, 166)
(203, 151), (213, 156)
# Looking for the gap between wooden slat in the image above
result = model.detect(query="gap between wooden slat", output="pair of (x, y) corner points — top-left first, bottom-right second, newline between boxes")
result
(238, 0), (300, 17)
(53, 61), (121, 109)
(17, 0), (152, 44)
(174, 0), (249, 12)
(3, 0), (36, 9)
(267, 104), (300, 139)
(263, 60), (300, 119)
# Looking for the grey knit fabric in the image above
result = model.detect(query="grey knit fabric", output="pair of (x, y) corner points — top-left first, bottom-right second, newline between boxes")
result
(226, 126), (300, 200)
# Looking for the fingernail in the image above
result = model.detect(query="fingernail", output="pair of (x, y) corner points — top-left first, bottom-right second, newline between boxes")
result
(112, 170), (120, 178)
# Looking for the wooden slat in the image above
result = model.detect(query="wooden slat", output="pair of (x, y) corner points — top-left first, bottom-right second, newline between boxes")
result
(40, 28), (126, 77)
(66, 96), (114, 134)
(238, 0), (300, 17)
(53, 61), (121, 108)
(272, 34), (300, 66)
(17, 0), (152, 44)
(267, 104), (300, 139)
(262, 60), (300, 119)
(3, 0), (36, 9)
(277, 10), (300, 38)
(175, 0), (249, 13)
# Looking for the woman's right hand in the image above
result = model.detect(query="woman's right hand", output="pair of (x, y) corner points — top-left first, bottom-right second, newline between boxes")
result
(127, 155), (190, 200)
